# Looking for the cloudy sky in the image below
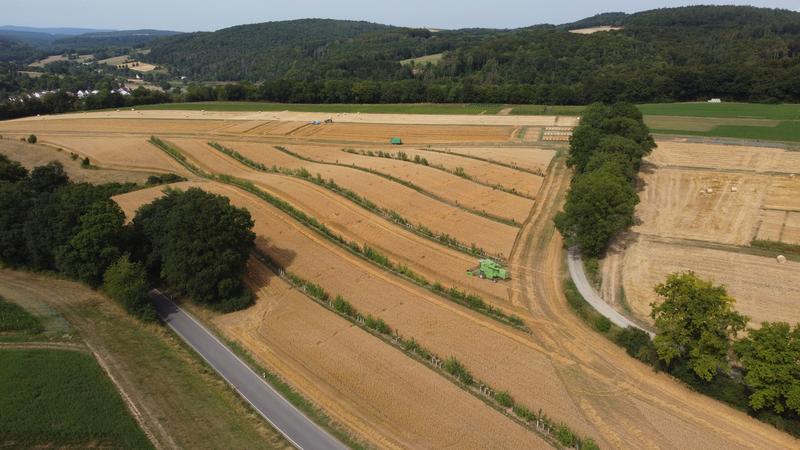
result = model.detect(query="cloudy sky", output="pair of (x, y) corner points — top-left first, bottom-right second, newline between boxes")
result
(4, 0), (798, 32)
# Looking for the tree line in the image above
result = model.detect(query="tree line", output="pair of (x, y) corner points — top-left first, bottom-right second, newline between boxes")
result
(555, 102), (654, 257)
(627, 272), (800, 435)
(0, 153), (255, 319)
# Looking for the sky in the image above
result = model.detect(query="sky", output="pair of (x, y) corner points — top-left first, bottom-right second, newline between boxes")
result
(4, 0), (799, 32)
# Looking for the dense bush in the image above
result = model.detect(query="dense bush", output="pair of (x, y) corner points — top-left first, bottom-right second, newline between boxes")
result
(103, 255), (156, 322)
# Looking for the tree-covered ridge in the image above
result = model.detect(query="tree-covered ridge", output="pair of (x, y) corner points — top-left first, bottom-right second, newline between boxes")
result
(139, 6), (800, 103)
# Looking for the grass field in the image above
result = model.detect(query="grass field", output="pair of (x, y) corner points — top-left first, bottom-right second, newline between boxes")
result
(400, 53), (444, 66)
(0, 349), (152, 449)
(638, 102), (800, 120)
(0, 297), (44, 335)
(651, 121), (800, 142)
(138, 101), (504, 115)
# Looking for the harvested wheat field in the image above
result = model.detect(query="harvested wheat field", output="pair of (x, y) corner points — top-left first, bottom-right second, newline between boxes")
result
(39, 135), (194, 177)
(0, 117), (230, 135)
(755, 209), (788, 242)
(634, 168), (769, 245)
(112, 180), (799, 449)
(622, 238), (800, 326)
(287, 122), (515, 144)
(429, 146), (555, 174)
(0, 138), (155, 184)
(114, 181), (600, 441)
(784, 212), (800, 244)
(173, 138), (519, 256)
(248, 142), (533, 223)
(763, 176), (800, 211)
(217, 261), (545, 449)
(235, 142), (544, 197)
(648, 140), (800, 174)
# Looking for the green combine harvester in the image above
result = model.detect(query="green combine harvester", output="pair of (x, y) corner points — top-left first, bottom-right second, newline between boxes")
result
(466, 259), (510, 282)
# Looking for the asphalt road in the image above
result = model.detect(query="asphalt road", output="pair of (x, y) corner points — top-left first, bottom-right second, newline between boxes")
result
(150, 289), (347, 450)
(566, 248), (654, 337)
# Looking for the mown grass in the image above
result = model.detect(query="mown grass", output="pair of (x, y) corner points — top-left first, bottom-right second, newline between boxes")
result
(138, 101), (504, 115)
(0, 297), (43, 335)
(652, 121), (800, 142)
(639, 102), (800, 120)
(0, 349), (152, 449)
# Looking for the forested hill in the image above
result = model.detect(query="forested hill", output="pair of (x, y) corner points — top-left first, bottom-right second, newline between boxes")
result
(141, 6), (800, 103)
(146, 19), (498, 81)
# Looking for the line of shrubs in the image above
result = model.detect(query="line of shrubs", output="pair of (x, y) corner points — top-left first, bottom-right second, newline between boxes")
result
(208, 141), (495, 259)
(158, 141), (525, 329)
(419, 146), (546, 176)
(253, 250), (597, 450)
(273, 145), (521, 227)
(341, 148), (531, 199)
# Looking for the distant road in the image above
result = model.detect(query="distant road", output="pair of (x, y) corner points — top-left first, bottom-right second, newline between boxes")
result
(150, 290), (347, 450)
(566, 248), (654, 337)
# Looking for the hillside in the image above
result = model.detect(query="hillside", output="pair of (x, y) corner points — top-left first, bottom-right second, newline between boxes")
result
(140, 6), (800, 103)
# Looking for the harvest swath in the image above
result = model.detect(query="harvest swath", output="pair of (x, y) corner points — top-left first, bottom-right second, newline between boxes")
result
(2, 110), (797, 449)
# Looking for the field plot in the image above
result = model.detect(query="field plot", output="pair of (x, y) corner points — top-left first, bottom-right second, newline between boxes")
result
(263, 143), (533, 223)
(763, 177), (800, 211)
(214, 262), (543, 449)
(177, 139), (519, 256)
(622, 239), (800, 326)
(332, 145), (545, 197)
(428, 146), (555, 173)
(113, 181), (599, 441)
(648, 141), (800, 174)
(634, 168), (768, 245)
(784, 212), (800, 244)
(287, 122), (516, 144)
(0, 349), (152, 449)
(0, 138), (156, 184)
(39, 135), (193, 177)
(0, 117), (230, 135)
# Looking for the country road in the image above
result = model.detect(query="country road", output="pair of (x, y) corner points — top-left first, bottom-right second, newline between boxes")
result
(566, 247), (653, 336)
(150, 290), (346, 450)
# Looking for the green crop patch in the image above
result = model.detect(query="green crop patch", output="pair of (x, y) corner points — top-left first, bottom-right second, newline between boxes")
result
(0, 297), (44, 335)
(0, 349), (152, 449)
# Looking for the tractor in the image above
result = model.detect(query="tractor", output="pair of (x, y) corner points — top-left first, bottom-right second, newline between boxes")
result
(466, 259), (510, 282)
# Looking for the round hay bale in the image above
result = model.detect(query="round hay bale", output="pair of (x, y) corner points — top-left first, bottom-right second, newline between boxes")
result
(777, 255), (787, 264)
(731, 186), (738, 193)
(707, 188), (714, 194)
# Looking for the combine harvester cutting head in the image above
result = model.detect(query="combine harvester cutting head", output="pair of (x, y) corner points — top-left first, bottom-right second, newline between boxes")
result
(466, 259), (510, 282)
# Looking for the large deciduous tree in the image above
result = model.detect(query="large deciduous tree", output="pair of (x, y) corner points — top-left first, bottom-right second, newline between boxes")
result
(651, 272), (749, 381)
(134, 188), (255, 310)
(735, 322), (800, 414)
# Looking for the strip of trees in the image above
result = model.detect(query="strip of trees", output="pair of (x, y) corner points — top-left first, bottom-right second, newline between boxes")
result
(555, 102), (655, 257)
(0, 154), (255, 319)
(646, 272), (800, 435)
